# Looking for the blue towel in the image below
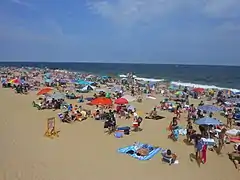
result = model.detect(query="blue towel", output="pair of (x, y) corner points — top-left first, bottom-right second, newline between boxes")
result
(118, 143), (163, 161)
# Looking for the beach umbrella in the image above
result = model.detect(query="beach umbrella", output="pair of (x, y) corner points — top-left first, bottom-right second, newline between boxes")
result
(195, 117), (222, 126)
(115, 98), (128, 105)
(111, 87), (121, 92)
(91, 97), (112, 105)
(51, 92), (65, 100)
(193, 88), (204, 93)
(121, 95), (136, 102)
(8, 78), (20, 84)
(146, 94), (156, 100)
(37, 87), (53, 95)
(198, 105), (222, 113)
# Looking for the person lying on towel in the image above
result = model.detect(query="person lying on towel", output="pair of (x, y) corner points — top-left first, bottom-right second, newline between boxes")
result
(136, 148), (149, 156)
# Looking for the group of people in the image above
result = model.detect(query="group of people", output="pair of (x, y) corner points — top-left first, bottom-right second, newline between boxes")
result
(36, 97), (64, 110)
(61, 105), (88, 123)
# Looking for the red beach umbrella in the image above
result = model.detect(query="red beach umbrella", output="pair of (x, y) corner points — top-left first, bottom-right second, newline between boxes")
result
(193, 88), (205, 93)
(115, 98), (128, 105)
(91, 97), (112, 105)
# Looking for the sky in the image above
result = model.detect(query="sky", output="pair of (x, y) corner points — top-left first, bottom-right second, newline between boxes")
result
(0, 0), (240, 65)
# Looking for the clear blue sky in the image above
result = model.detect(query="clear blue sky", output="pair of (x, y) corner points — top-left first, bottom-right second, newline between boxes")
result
(0, 0), (240, 65)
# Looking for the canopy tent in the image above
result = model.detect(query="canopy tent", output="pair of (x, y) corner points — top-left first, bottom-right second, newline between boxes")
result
(80, 85), (95, 91)
(44, 78), (53, 83)
(75, 80), (94, 85)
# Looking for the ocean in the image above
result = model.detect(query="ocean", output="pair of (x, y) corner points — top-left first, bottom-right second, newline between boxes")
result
(0, 62), (239, 90)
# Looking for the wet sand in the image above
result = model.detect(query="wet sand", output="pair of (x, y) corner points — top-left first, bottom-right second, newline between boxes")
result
(0, 88), (239, 180)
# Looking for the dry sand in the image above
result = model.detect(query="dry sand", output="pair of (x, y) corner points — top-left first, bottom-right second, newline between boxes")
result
(0, 88), (239, 180)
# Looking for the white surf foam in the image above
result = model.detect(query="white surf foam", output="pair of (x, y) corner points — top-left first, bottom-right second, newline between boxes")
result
(118, 74), (240, 93)
(171, 81), (240, 93)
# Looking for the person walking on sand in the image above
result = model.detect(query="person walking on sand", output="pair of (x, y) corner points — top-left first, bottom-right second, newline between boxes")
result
(194, 134), (204, 166)
(218, 128), (227, 154)
(226, 109), (233, 129)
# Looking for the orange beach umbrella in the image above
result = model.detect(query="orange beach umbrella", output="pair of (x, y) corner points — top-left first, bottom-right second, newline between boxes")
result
(91, 97), (112, 105)
(37, 87), (53, 95)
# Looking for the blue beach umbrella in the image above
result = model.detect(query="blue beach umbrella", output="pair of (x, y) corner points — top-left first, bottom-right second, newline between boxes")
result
(198, 105), (222, 113)
(195, 117), (222, 126)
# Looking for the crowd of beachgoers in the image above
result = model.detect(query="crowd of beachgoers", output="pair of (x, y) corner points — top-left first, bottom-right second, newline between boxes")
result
(1, 66), (240, 178)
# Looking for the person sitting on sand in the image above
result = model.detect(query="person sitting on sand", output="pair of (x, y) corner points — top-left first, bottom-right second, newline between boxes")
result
(146, 108), (162, 119)
(63, 111), (72, 123)
(175, 106), (181, 118)
(75, 110), (82, 121)
(169, 117), (178, 131)
(162, 149), (177, 165)
(150, 108), (157, 118)
(198, 101), (204, 106)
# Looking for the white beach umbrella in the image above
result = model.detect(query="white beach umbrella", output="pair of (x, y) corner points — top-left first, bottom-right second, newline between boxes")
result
(122, 95), (136, 102)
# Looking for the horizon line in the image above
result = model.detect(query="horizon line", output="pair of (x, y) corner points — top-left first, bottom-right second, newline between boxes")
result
(0, 61), (239, 67)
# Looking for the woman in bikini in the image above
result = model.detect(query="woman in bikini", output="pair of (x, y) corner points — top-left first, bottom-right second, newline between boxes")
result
(227, 109), (233, 129)
(218, 128), (227, 154)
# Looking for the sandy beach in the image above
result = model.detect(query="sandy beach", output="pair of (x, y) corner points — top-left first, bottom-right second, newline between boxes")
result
(0, 87), (239, 180)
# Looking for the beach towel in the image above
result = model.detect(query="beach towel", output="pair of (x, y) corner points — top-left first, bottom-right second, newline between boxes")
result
(230, 137), (240, 143)
(226, 129), (240, 136)
(118, 143), (163, 161)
